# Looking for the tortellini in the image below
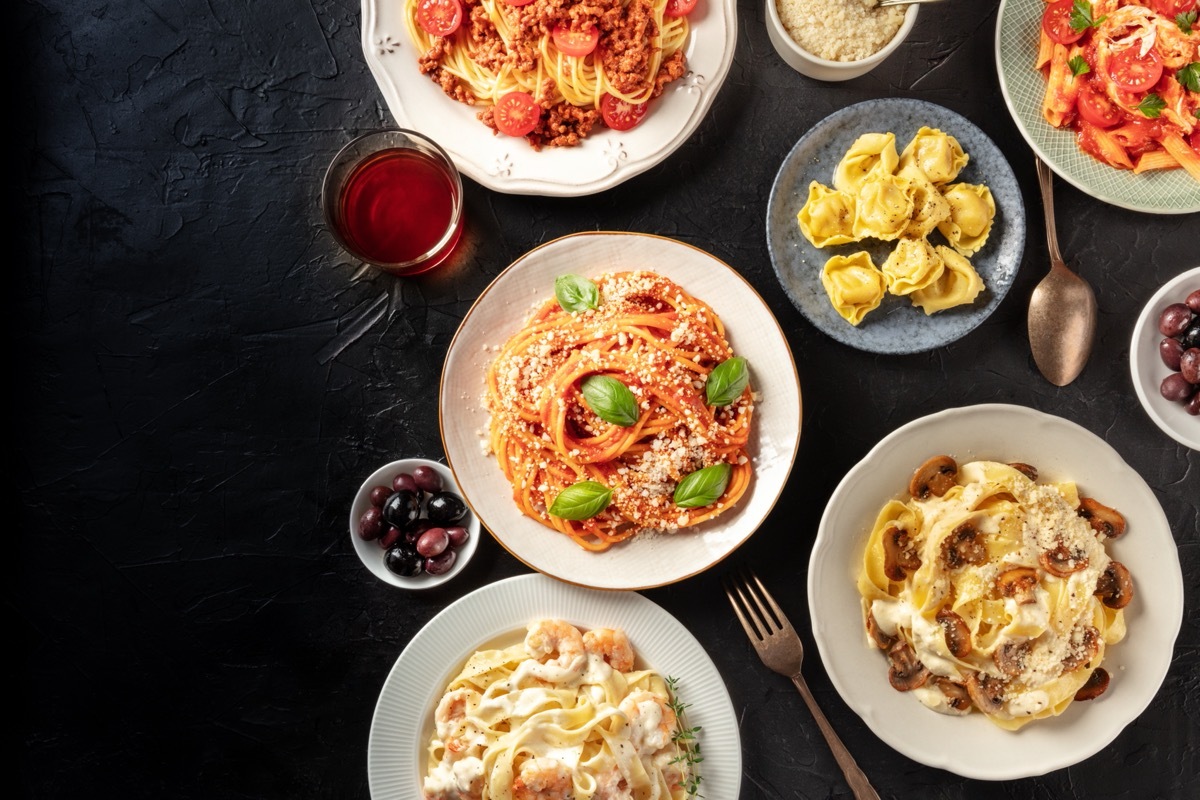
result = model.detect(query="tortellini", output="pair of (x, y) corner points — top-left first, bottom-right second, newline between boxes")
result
(881, 238), (944, 296)
(898, 126), (969, 185)
(937, 183), (996, 256)
(820, 252), (887, 326)
(796, 125), (997, 325)
(833, 133), (900, 194)
(911, 246), (986, 315)
(796, 182), (857, 247)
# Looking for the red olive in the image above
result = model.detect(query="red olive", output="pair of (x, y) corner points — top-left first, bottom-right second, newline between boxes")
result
(1186, 289), (1200, 313)
(378, 525), (403, 549)
(1188, 392), (1200, 416)
(425, 549), (457, 575)
(359, 507), (384, 540)
(368, 485), (392, 507)
(416, 527), (450, 558)
(413, 465), (444, 493)
(1161, 373), (1196, 402)
(1180, 348), (1200, 385)
(392, 473), (420, 494)
(1159, 303), (1193, 337)
(1160, 337), (1184, 370)
(446, 526), (470, 547)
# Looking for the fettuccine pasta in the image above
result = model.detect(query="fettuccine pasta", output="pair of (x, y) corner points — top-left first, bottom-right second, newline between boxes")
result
(422, 620), (694, 799)
(857, 458), (1133, 730)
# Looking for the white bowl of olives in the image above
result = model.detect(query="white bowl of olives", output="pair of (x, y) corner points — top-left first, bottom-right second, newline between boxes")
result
(349, 458), (479, 589)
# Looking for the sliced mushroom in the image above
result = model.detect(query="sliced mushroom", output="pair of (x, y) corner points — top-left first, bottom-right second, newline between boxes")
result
(1074, 667), (1110, 701)
(1039, 543), (1090, 578)
(996, 566), (1040, 605)
(909, 455), (958, 500)
(1007, 462), (1038, 481)
(936, 607), (972, 658)
(1078, 497), (1127, 539)
(866, 611), (897, 650)
(1094, 560), (1134, 610)
(965, 671), (1006, 714)
(934, 677), (972, 712)
(993, 640), (1031, 678)
(882, 525), (921, 581)
(886, 641), (932, 692)
(943, 522), (987, 569)
(1062, 626), (1101, 672)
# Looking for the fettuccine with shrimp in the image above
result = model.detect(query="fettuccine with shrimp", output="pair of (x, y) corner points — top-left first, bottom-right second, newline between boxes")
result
(422, 619), (695, 800)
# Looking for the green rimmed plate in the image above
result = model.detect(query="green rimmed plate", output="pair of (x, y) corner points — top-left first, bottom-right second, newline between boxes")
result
(995, 0), (1200, 214)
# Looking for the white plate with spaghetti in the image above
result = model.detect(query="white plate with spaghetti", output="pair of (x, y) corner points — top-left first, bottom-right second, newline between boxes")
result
(439, 232), (802, 590)
(361, 0), (736, 196)
(810, 404), (1182, 779)
(996, 0), (1200, 214)
(368, 573), (741, 798)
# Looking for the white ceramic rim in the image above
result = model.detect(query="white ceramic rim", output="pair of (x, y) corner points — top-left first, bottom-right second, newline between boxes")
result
(765, 1), (918, 70)
(437, 231), (803, 590)
(349, 458), (481, 589)
(809, 403), (1183, 780)
(1129, 266), (1200, 450)
(366, 573), (742, 799)
(360, 0), (737, 196)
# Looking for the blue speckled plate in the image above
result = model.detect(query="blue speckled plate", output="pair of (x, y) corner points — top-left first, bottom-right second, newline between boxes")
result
(766, 98), (1026, 354)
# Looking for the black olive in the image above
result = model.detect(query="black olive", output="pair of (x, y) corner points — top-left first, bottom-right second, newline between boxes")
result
(381, 489), (422, 531)
(1180, 320), (1200, 350)
(427, 492), (468, 525)
(385, 545), (423, 577)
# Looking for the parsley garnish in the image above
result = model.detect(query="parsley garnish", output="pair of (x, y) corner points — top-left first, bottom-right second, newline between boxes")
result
(1137, 93), (1167, 118)
(1069, 0), (1107, 32)
(1194, 109), (1200, 120)
(1177, 11), (1197, 35)
(1178, 62), (1200, 93)
(1069, 55), (1091, 78)
(666, 676), (704, 798)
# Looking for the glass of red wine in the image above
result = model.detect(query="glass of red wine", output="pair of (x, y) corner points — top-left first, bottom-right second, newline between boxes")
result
(322, 129), (464, 275)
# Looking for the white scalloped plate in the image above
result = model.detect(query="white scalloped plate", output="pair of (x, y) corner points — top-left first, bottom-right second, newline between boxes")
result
(810, 404), (1182, 780)
(361, 1), (736, 196)
(367, 573), (741, 798)
(439, 232), (802, 590)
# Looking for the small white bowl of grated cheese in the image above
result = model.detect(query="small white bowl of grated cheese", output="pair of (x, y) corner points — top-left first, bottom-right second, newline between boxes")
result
(766, 0), (918, 81)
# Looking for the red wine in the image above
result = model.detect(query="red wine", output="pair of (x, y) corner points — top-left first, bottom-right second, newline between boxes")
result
(336, 148), (460, 270)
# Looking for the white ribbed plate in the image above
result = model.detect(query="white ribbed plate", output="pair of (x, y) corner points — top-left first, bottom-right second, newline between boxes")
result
(368, 573), (741, 798)
(810, 404), (1183, 780)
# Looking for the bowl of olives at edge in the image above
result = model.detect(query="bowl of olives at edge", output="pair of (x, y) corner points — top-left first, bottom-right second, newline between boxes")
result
(349, 458), (480, 588)
(1130, 266), (1200, 451)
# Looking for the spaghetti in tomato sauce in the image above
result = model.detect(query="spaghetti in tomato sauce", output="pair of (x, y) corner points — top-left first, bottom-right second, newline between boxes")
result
(1036, 0), (1200, 180)
(406, 0), (692, 149)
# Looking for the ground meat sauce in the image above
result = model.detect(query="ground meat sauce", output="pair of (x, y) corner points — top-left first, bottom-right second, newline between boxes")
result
(417, 0), (688, 148)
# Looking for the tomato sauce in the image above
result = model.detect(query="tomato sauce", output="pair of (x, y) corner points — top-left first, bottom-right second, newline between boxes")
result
(336, 148), (461, 270)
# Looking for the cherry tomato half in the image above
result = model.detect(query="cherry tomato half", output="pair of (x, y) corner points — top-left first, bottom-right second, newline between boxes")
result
(1042, 0), (1085, 46)
(552, 25), (599, 58)
(1150, 0), (1197, 16)
(600, 93), (649, 131)
(416, 0), (462, 37)
(1076, 85), (1122, 128)
(665, 0), (699, 17)
(493, 91), (541, 137)
(1109, 46), (1163, 93)
(504, 0), (536, 6)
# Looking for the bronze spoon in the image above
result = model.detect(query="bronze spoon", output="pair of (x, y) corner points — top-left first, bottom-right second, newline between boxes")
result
(1027, 158), (1097, 386)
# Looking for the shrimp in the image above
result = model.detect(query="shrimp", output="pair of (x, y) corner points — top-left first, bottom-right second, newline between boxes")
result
(592, 766), (633, 800)
(512, 757), (574, 800)
(583, 628), (635, 672)
(525, 619), (587, 677)
(618, 691), (678, 755)
(435, 688), (481, 754)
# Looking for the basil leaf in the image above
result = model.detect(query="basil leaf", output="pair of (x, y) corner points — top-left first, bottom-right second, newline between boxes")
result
(674, 463), (732, 509)
(1177, 62), (1200, 93)
(1068, 55), (1090, 78)
(548, 481), (612, 520)
(1137, 93), (1166, 119)
(581, 375), (640, 427)
(554, 274), (599, 313)
(1177, 11), (1196, 35)
(705, 357), (750, 407)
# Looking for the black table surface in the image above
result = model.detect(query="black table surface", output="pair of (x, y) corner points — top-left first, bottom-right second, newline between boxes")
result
(17, 1), (1199, 798)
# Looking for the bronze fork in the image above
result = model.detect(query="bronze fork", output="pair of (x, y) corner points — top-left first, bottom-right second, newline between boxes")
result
(725, 569), (880, 800)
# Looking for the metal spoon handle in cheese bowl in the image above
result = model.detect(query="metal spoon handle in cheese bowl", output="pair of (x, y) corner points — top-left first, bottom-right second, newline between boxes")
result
(1027, 157), (1098, 387)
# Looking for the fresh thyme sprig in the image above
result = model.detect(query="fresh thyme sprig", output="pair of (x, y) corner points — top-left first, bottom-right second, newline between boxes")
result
(666, 676), (704, 798)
